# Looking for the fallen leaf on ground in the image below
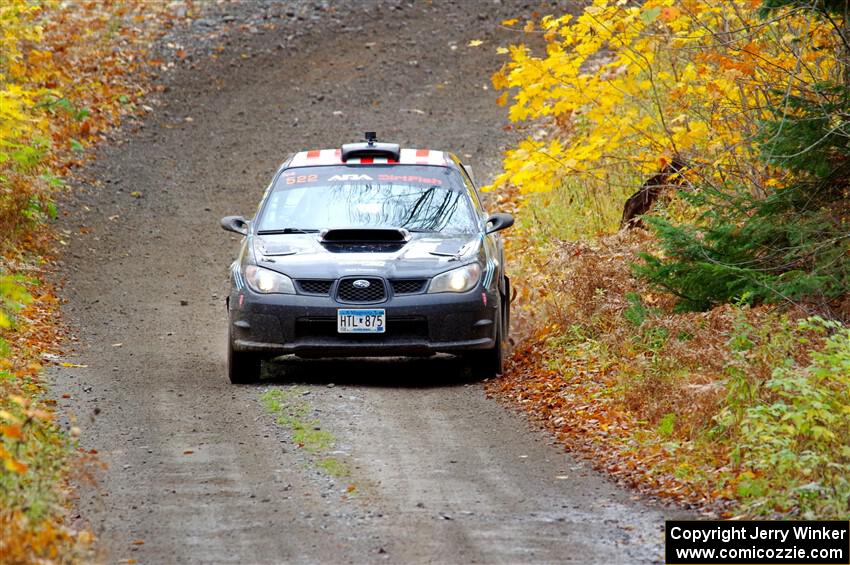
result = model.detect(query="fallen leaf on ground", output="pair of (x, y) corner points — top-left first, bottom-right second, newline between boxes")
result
(1, 425), (23, 440)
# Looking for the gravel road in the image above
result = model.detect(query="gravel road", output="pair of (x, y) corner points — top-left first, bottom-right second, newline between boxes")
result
(51, 1), (677, 563)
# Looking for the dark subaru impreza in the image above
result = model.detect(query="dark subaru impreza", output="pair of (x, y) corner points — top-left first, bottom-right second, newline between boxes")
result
(220, 134), (513, 383)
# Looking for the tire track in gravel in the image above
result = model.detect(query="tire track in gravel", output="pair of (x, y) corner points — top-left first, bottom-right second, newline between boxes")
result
(51, 1), (680, 563)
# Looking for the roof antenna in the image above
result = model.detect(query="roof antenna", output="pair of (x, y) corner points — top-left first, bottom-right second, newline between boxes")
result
(365, 131), (377, 146)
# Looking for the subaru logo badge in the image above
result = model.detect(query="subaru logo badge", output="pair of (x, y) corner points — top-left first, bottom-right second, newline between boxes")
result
(352, 279), (371, 289)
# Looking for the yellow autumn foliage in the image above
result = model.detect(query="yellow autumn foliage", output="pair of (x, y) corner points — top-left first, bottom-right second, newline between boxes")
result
(490, 0), (841, 195)
(0, 0), (48, 165)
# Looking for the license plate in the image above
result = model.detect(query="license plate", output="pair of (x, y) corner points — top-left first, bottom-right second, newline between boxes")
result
(337, 309), (386, 333)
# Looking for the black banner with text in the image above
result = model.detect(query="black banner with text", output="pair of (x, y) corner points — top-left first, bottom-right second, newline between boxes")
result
(665, 521), (849, 564)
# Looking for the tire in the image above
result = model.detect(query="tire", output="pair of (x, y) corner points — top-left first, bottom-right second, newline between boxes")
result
(465, 308), (505, 378)
(503, 276), (511, 337)
(227, 326), (263, 384)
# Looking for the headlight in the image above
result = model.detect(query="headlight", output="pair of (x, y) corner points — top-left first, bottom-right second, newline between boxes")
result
(244, 265), (295, 294)
(428, 263), (482, 293)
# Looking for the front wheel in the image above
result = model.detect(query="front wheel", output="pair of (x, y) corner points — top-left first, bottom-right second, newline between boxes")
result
(465, 313), (504, 379)
(227, 327), (263, 384)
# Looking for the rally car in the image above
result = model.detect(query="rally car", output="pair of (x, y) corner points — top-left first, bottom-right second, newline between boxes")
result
(220, 133), (513, 383)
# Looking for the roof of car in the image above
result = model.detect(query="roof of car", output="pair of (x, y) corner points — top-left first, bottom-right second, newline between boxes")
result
(287, 148), (451, 168)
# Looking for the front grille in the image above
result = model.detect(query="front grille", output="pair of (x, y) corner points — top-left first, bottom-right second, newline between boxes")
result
(336, 277), (386, 303)
(296, 279), (333, 295)
(391, 279), (427, 295)
(296, 317), (428, 339)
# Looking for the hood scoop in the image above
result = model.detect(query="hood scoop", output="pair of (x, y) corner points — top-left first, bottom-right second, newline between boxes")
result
(321, 228), (410, 243)
(320, 228), (409, 253)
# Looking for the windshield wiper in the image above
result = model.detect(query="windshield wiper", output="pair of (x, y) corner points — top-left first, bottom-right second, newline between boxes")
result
(256, 228), (319, 235)
(406, 228), (439, 233)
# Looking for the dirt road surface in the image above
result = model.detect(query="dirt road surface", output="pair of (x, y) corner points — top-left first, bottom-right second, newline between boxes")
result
(52, 1), (678, 563)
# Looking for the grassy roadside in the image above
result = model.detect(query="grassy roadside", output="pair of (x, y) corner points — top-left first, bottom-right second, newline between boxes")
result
(0, 2), (192, 560)
(261, 388), (355, 486)
(490, 188), (849, 518)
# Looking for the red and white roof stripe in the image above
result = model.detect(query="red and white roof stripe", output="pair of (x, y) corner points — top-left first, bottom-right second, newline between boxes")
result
(288, 148), (448, 168)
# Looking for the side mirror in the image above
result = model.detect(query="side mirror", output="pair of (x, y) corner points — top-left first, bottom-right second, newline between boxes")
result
(221, 215), (249, 236)
(485, 212), (514, 234)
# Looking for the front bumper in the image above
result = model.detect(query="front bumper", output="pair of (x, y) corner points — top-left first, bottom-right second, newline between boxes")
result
(229, 287), (499, 357)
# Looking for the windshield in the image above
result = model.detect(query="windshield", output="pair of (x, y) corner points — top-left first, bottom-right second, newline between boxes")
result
(256, 165), (478, 234)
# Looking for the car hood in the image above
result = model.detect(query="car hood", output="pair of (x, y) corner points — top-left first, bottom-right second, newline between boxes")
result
(251, 232), (481, 279)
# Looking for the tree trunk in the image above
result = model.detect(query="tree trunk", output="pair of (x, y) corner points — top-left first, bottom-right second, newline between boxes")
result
(620, 158), (687, 230)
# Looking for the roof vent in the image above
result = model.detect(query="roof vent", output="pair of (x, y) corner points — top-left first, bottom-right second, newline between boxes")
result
(341, 132), (400, 162)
